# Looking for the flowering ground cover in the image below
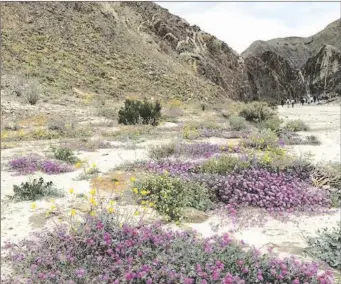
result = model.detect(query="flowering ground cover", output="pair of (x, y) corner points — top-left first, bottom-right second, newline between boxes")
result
(8, 155), (74, 175)
(3, 215), (335, 284)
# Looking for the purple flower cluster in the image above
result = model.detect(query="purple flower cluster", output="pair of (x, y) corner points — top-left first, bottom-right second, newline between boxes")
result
(219, 169), (331, 211)
(176, 142), (241, 159)
(8, 155), (41, 174)
(8, 156), (74, 175)
(145, 160), (198, 175)
(2, 217), (334, 284)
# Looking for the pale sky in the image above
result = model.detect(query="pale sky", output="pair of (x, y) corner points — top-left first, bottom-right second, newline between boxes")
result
(156, 2), (340, 54)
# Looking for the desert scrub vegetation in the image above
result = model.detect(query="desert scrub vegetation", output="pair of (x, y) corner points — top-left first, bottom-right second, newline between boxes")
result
(305, 224), (341, 270)
(133, 173), (213, 221)
(2, 212), (335, 283)
(51, 146), (79, 164)
(8, 155), (74, 175)
(10, 177), (63, 201)
(76, 162), (100, 180)
(6, 75), (41, 105)
(229, 115), (248, 131)
(284, 119), (310, 132)
(197, 155), (251, 174)
(118, 99), (162, 126)
(257, 117), (282, 132)
(242, 129), (280, 150)
(239, 101), (275, 122)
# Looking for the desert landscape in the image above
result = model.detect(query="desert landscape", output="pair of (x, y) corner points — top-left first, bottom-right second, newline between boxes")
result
(1, 2), (340, 284)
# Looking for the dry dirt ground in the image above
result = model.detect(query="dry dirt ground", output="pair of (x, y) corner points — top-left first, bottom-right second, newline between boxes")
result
(1, 101), (340, 279)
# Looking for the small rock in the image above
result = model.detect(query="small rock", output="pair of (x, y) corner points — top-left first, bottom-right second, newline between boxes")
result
(181, 207), (209, 223)
(73, 202), (91, 213)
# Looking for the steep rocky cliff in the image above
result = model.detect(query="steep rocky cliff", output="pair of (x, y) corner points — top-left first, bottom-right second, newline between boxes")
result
(243, 19), (341, 100)
(302, 45), (341, 96)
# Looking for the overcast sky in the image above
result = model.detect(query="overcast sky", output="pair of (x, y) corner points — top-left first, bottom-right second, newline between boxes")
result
(156, 2), (340, 54)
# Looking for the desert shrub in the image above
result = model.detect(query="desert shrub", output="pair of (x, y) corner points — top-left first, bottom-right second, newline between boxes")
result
(149, 143), (176, 160)
(133, 174), (213, 221)
(3, 215), (335, 284)
(76, 163), (100, 180)
(258, 117), (282, 132)
(198, 155), (251, 174)
(229, 115), (248, 131)
(118, 99), (162, 126)
(218, 168), (331, 211)
(182, 125), (200, 140)
(239, 101), (274, 122)
(243, 129), (279, 150)
(306, 135), (321, 145)
(11, 177), (63, 201)
(284, 119), (310, 132)
(51, 146), (78, 164)
(305, 224), (341, 269)
(47, 118), (66, 132)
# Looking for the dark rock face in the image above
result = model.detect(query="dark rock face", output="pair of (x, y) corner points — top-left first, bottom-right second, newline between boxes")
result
(243, 19), (341, 101)
(245, 51), (305, 102)
(302, 45), (341, 97)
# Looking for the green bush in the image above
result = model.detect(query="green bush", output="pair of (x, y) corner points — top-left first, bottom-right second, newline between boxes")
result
(52, 146), (78, 164)
(149, 143), (176, 160)
(239, 102), (274, 122)
(243, 129), (279, 150)
(11, 177), (63, 201)
(258, 117), (282, 132)
(229, 115), (248, 131)
(198, 155), (250, 174)
(133, 174), (213, 221)
(284, 119), (309, 132)
(305, 224), (341, 269)
(118, 99), (161, 126)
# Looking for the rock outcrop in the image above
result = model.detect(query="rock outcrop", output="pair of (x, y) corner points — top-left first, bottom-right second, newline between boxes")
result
(243, 19), (341, 100)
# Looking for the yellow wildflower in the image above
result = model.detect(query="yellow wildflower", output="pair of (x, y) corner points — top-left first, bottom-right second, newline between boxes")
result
(92, 163), (97, 168)
(134, 210), (140, 216)
(45, 211), (51, 217)
(69, 188), (74, 194)
(90, 211), (96, 216)
(130, 176), (136, 183)
(75, 161), (82, 168)
(141, 200), (147, 205)
(71, 209), (77, 216)
(89, 197), (97, 206)
(132, 188), (139, 194)
(50, 204), (56, 211)
(148, 202), (155, 207)
(109, 200), (116, 206)
(119, 223), (123, 228)
(89, 188), (96, 196)
(30, 202), (37, 211)
(140, 190), (150, 196)
(107, 207), (115, 213)
(114, 181), (119, 186)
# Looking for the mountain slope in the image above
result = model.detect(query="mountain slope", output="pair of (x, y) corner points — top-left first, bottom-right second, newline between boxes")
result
(242, 19), (341, 69)
(1, 2), (250, 102)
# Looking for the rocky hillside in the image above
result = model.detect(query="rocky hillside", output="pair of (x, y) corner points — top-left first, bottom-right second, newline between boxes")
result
(0, 2), (250, 102)
(243, 19), (341, 100)
(1, 2), (339, 103)
(243, 19), (341, 69)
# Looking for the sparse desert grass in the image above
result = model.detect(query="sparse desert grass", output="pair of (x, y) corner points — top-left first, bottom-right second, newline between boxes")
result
(284, 119), (310, 132)
(90, 171), (134, 194)
(76, 162), (100, 180)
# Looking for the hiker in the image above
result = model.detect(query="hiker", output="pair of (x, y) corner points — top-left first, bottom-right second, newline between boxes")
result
(286, 98), (290, 108)
(300, 97), (305, 105)
(281, 98), (285, 107)
(313, 95), (317, 103)
(310, 97), (314, 104)
(291, 98), (295, 108)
